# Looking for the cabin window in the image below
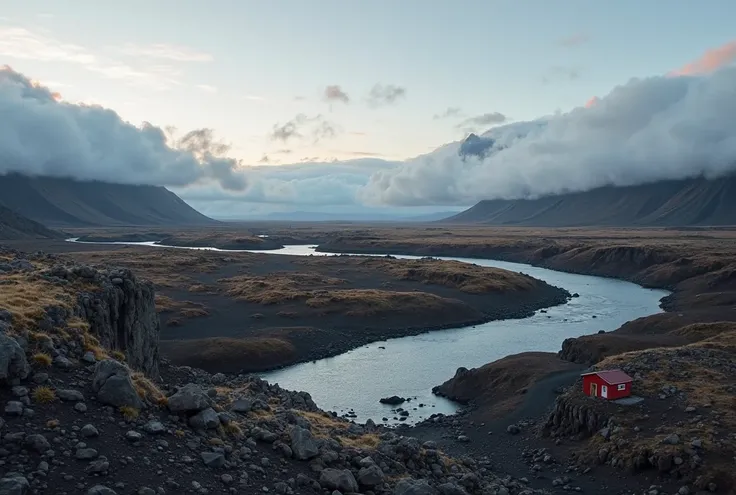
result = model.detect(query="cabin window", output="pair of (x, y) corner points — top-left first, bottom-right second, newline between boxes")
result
(617, 384), (626, 391)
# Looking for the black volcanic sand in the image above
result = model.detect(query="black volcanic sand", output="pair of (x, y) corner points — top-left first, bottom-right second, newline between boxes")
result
(3, 239), (569, 374)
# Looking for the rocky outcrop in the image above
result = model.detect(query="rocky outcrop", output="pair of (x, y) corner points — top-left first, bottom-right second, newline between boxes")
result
(543, 393), (609, 439)
(48, 263), (160, 377)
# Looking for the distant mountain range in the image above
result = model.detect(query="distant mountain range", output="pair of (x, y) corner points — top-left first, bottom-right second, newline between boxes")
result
(226, 210), (461, 223)
(445, 175), (736, 226)
(0, 174), (215, 228)
(0, 203), (63, 240)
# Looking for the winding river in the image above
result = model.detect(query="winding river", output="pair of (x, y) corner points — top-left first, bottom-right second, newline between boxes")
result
(67, 239), (669, 425)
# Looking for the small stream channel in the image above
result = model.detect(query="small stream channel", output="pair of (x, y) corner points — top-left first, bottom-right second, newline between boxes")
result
(67, 239), (669, 425)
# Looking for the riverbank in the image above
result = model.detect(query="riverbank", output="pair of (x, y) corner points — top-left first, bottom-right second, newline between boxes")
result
(2, 238), (571, 374)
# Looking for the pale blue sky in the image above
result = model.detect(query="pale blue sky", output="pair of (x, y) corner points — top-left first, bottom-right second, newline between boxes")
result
(3, 0), (735, 166)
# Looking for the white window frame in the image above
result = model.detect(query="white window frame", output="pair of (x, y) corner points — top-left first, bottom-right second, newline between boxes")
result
(617, 383), (626, 391)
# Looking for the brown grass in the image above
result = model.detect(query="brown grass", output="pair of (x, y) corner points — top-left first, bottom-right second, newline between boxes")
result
(32, 352), (53, 367)
(338, 433), (381, 450)
(119, 406), (140, 421)
(67, 248), (233, 289)
(131, 372), (166, 405)
(0, 274), (73, 330)
(304, 289), (450, 317)
(32, 386), (57, 403)
(295, 411), (349, 438)
(220, 271), (346, 304)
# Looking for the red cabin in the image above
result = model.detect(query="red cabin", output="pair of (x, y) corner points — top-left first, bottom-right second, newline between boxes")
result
(581, 369), (633, 400)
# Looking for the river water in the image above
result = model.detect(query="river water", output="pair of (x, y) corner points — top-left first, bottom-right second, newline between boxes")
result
(67, 239), (669, 425)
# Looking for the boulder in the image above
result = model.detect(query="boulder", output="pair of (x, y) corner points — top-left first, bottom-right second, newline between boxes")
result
(189, 408), (221, 429)
(91, 360), (143, 409)
(319, 469), (358, 493)
(0, 334), (30, 383)
(289, 426), (319, 460)
(357, 464), (385, 487)
(0, 475), (30, 495)
(167, 384), (211, 413)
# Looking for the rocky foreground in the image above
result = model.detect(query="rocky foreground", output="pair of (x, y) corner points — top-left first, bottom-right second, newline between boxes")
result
(0, 247), (545, 495)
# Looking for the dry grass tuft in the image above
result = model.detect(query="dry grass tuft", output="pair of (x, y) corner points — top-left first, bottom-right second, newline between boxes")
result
(295, 411), (348, 438)
(174, 429), (186, 438)
(223, 422), (244, 438)
(119, 406), (140, 421)
(46, 419), (60, 429)
(32, 352), (53, 367)
(131, 372), (166, 405)
(179, 307), (209, 318)
(32, 386), (57, 404)
(338, 433), (381, 450)
(111, 350), (126, 361)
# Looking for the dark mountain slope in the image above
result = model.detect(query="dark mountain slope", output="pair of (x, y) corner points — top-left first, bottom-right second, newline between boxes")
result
(445, 176), (736, 226)
(0, 204), (63, 239)
(0, 174), (215, 227)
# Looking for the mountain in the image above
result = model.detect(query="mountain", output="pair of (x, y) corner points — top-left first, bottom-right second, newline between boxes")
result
(0, 174), (215, 227)
(445, 176), (736, 227)
(0, 204), (63, 239)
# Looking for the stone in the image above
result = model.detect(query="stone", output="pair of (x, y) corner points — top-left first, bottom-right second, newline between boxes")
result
(81, 424), (100, 437)
(91, 359), (143, 409)
(189, 408), (221, 429)
(126, 431), (143, 442)
(201, 451), (226, 468)
(230, 398), (254, 413)
(379, 395), (406, 405)
(393, 479), (438, 495)
(25, 434), (50, 453)
(0, 334), (30, 382)
(4, 401), (23, 416)
(506, 425), (520, 435)
(167, 384), (211, 413)
(76, 448), (99, 460)
(662, 433), (680, 445)
(57, 389), (85, 401)
(143, 420), (165, 434)
(252, 426), (279, 443)
(0, 475), (30, 495)
(289, 426), (319, 460)
(319, 469), (358, 493)
(87, 486), (117, 495)
(357, 464), (385, 487)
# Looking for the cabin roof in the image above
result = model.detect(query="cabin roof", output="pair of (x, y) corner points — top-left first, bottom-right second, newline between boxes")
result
(581, 369), (633, 385)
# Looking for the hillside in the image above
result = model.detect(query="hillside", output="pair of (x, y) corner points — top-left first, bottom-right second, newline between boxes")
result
(0, 204), (63, 240)
(445, 176), (736, 226)
(0, 173), (215, 227)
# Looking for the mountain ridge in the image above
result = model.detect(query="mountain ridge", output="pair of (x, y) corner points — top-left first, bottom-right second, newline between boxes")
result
(0, 173), (215, 227)
(444, 175), (736, 226)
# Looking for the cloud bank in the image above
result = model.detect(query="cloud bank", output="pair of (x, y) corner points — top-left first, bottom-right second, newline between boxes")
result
(0, 66), (246, 190)
(361, 64), (736, 205)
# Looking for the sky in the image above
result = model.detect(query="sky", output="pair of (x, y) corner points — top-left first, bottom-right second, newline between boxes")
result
(1, 1), (736, 218)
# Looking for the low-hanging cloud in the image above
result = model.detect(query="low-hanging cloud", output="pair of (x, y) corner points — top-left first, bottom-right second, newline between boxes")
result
(0, 66), (246, 190)
(359, 64), (736, 206)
